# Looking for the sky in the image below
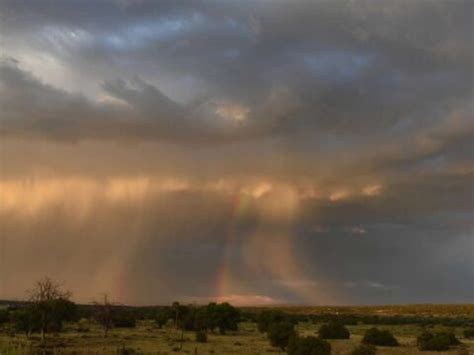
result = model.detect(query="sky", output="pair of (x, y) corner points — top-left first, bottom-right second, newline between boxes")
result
(0, 0), (473, 306)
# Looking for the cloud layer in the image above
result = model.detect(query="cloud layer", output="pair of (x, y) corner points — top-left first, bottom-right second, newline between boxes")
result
(0, 0), (472, 305)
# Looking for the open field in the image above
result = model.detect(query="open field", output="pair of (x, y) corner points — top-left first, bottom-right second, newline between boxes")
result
(1, 304), (474, 354)
(255, 304), (474, 317)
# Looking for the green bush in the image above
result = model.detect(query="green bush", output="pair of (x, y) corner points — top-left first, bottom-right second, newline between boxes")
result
(318, 322), (350, 339)
(268, 321), (296, 350)
(195, 330), (207, 343)
(362, 327), (398, 346)
(351, 344), (376, 355)
(287, 335), (331, 355)
(417, 331), (460, 351)
(463, 328), (474, 339)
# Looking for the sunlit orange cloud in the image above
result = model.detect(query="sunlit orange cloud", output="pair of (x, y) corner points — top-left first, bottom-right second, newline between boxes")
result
(329, 190), (350, 201)
(0, 177), (383, 217)
(362, 184), (382, 196)
(214, 101), (250, 123)
(0, 177), (190, 216)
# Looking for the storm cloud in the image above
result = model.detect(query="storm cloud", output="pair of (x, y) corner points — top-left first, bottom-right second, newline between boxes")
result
(0, 0), (472, 305)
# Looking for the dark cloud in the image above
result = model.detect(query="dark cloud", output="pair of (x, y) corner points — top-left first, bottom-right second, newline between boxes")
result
(1, 0), (472, 142)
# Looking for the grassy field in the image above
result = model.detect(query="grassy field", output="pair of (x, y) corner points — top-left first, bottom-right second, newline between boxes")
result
(0, 306), (474, 355)
(1, 319), (474, 354)
(244, 304), (474, 317)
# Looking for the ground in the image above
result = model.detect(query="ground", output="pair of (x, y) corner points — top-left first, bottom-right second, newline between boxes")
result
(1, 319), (474, 354)
(1, 305), (474, 354)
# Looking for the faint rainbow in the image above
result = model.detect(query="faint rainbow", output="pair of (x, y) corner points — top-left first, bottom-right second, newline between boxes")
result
(215, 191), (251, 300)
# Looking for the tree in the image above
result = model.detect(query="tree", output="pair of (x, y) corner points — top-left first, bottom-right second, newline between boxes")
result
(206, 302), (240, 334)
(94, 294), (115, 337)
(28, 277), (72, 341)
(267, 321), (296, 350)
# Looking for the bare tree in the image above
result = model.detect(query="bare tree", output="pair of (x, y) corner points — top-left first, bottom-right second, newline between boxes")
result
(28, 277), (71, 341)
(94, 293), (114, 337)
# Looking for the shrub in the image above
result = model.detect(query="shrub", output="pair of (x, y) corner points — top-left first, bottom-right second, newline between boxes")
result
(12, 306), (41, 336)
(287, 336), (331, 355)
(195, 330), (207, 343)
(257, 310), (288, 333)
(268, 321), (296, 350)
(463, 328), (474, 339)
(318, 322), (350, 339)
(169, 302), (240, 333)
(156, 308), (171, 328)
(417, 331), (460, 351)
(0, 309), (9, 324)
(114, 312), (136, 328)
(76, 319), (90, 333)
(351, 344), (376, 355)
(362, 327), (398, 346)
(118, 347), (136, 355)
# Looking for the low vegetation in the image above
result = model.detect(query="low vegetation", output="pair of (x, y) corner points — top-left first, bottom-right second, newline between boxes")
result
(464, 328), (474, 339)
(287, 335), (331, 355)
(267, 320), (296, 350)
(362, 327), (399, 346)
(195, 330), (207, 343)
(351, 344), (377, 355)
(417, 331), (460, 351)
(0, 279), (473, 353)
(318, 322), (350, 339)
(257, 310), (295, 333)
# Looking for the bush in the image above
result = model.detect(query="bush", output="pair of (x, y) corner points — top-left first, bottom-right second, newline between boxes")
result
(0, 309), (9, 324)
(155, 308), (171, 328)
(168, 302), (240, 333)
(362, 327), (398, 346)
(268, 321), (296, 350)
(351, 344), (376, 355)
(257, 310), (289, 333)
(195, 330), (207, 343)
(463, 328), (474, 339)
(12, 306), (41, 335)
(114, 312), (136, 328)
(318, 322), (350, 339)
(417, 331), (460, 351)
(287, 336), (331, 355)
